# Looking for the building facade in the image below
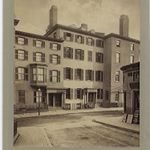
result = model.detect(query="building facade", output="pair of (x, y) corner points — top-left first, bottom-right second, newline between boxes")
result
(121, 62), (140, 124)
(14, 5), (140, 111)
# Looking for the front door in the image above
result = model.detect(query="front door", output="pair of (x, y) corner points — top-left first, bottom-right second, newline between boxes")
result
(48, 93), (62, 107)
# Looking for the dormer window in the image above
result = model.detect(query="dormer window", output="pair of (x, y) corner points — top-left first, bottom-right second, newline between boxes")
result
(75, 35), (84, 44)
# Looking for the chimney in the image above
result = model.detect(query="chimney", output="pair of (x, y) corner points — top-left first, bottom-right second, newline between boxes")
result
(49, 5), (57, 28)
(119, 15), (129, 37)
(80, 23), (88, 31)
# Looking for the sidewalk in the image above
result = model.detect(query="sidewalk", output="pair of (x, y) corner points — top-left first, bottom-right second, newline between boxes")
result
(14, 107), (123, 119)
(93, 116), (140, 134)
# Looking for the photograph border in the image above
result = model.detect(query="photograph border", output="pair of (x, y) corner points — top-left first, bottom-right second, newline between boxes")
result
(3, 0), (150, 150)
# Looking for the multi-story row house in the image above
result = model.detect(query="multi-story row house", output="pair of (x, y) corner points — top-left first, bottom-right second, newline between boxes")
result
(14, 6), (140, 111)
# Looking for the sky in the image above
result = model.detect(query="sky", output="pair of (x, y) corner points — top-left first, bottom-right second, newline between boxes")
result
(15, 0), (140, 39)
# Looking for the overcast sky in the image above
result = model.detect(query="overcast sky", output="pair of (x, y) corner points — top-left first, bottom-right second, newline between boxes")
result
(15, 0), (140, 39)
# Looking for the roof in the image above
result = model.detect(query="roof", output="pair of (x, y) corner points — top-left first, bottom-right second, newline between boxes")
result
(15, 30), (64, 42)
(120, 62), (140, 71)
(44, 24), (105, 38)
(105, 33), (140, 44)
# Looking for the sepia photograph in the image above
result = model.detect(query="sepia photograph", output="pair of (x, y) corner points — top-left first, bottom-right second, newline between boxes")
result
(13, 0), (140, 148)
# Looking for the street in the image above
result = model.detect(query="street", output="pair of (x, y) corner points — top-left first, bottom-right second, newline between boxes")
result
(15, 110), (139, 147)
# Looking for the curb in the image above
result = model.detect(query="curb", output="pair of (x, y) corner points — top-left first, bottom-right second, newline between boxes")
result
(93, 119), (139, 134)
(15, 110), (123, 120)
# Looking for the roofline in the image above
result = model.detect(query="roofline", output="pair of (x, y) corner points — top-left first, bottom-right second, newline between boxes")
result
(15, 30), (64, 42)
(104, 33), (140, 44)
(44, 24), (105, 38)
(120, 62), (140, 71)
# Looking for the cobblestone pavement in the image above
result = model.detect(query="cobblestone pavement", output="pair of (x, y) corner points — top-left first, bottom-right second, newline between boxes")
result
(14, 111), (139, 147)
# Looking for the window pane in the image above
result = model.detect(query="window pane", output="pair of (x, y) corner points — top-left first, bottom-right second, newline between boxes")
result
(18, 37), (25, 45)
(18, 50), (25, 60)
(36, 40), (42, 48)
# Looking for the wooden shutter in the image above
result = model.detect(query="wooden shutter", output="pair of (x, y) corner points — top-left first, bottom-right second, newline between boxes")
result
(58, 56), (61, 64)
(57, 44), (61, 50)
(71, 68), (73, 80)
(42, 41), (45, 48)
(85, 70), (88, 80)
(58, 71), (60, 82)
(42, 53), (45, 62)
(81, 69), (84, 80)
(102, 53), (104, 63)
(70, 89), (73, 99)
(25, 68), (28, 80)
(81, 50), (84, 60)
(33, 52), (36, 61)
(92, 39), (94, 46)
(71, 48), (73, 59)
(101, 71), (103, 82)
(74, 89), (77, 99)
(64, 47), (66, 58)
(92, 71), (94, 81)
(75, 49), (77, 59)
(15, 50), (18, 59)
(64, 68), (66, 79)
(24, 38), (28, 45)
(15, 68), (18, 80)
(75, 69), (77, 80)
(25, 51), (28, 60)
(49, 71), (52, 82)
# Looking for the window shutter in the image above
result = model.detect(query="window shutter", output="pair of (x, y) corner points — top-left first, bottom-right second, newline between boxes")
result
(25, 51), (28, 60)
(15, 68), (18, 80)
(33, 40), (36, 47)
(42, 41), (45, 48)
(85, 70), (88, 80)
(58, 56), (61, 64)
(15, 50), (18, 59)
(75, 69), (77, 80)
(71, 68), (73, 80)
(71, 34), (73, 41)
(57, 44), (61, 50)
(50, 43), (52, 49)
(70, 89), (73, 99)
(71, 48), (73, 59)
(25, 68), (28, 80)
(64, 68), (66, 79)
(33, 52), (36, 61)
(75, 89), (77, 99)
(75, 49), (77, 59)
(81, 69), (84, 80)
(24, 38), (28, 45)
(64, 32), (67, 40)
(58, 71), (60, 82)
(92, 71), (94, 81)
(49, 71), (52, 82)
(42, 53), (45, 62)
(102, 53), (104, 63)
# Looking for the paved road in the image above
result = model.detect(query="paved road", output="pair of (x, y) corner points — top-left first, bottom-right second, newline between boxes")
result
(15, 111), (139, 147)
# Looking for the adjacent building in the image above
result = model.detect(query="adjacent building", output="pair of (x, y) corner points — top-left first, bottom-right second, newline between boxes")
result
(14, 5), (140, 111)
(121, 62), (140, 124)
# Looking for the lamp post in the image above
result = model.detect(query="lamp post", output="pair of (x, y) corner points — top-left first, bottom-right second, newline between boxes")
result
(37, 88), (41, 116)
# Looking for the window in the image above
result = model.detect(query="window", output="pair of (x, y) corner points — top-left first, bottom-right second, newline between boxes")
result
(86, 38), (94, 46)
(16, 37), (28, 45)
(66, 88), (73, 99)
(116, 40), (120, 47)
(95, 71), (103, 81)
(96, 39), (104, 48)
(116, 52), (120, 63)
(96, 52), (103, 63)
(15, 50), (28, 60)
(64, 67), (73, 80)
(97, 89), (103, 99)
(75, 49), (84, 60)
(130, 44), (134, 51)
(15, 67), (28, 80)
(75, 35), (84, 44)
(33, 52), (45, 62)
(32, 68), (45, 82)
(33, 40), (45, 48)
(75, 89), (83, 99)
(50, 43), (61, 50)
(88, 51), (92, 61)
(130, 55), (134, 64)
(86, 70), (94, 81)
(49, 70), (60, 82)
(50, 54), (60, 64)
(115, 71), (120, 82)
(64, 47), (73, 59)
(64, 32), (73, 41)
(133, 71), (139, 82)
(75, 69), (84, 80)
(33, 91), (46, 103)
(18, 90), (25, 103)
